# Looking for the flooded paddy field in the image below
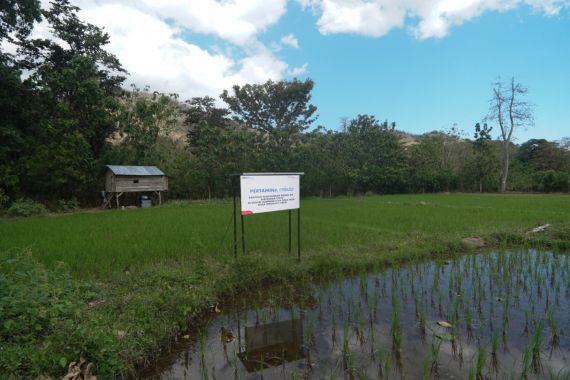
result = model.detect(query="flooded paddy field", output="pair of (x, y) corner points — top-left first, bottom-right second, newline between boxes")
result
(145, 250), (569, 379)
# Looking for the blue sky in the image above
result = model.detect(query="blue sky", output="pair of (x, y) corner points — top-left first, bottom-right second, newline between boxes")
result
(69, 0), (570, 143)
(264, 3), (570, 141)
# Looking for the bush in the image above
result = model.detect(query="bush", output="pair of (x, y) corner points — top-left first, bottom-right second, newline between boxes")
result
(534, 170), (569, 193)
(0, 188), (9, 209)
(7, 199), (48, 217)
(0, 253), (95, 378)
(57, 197), (80, 213)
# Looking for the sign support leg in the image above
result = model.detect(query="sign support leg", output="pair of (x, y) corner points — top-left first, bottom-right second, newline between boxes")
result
(288, 209), (292, 255)
(233, 180), (237, 258)
(297, 207), (301, 261)
(241, 214), (246, 255)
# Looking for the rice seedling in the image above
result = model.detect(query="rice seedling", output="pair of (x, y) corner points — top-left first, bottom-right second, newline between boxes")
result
(341, 322), (350, 366)
(468, 366), (476, 380)
(198, 330), (208, 380)
(545, 367), (570, 380)
(547, 306), (559, 348)
(231, 347), (240, 380)
(491, 331), (500, 374)
(418, 306), (427, 340)
(422, 354), (431, 380)
(530, 321), (544, 373)
(391, 293), (402, 357)
(87, 249), (570, 378)
(376, 346), (385, 378)
(519, 345), (532, 380)
(344, 349), (356, 377)
(429, 336), (442, 377)
(383, 351), (392, 378)
(475, 346), (487, 380)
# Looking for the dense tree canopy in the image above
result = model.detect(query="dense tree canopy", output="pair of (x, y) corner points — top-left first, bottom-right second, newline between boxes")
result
(1, 0), (124, 201)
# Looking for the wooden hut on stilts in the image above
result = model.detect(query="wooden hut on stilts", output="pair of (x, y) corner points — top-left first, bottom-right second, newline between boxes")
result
(103, 165), (168, 208)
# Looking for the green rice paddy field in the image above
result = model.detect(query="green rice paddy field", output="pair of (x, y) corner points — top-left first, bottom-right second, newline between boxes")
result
(1, 194), (570, 378)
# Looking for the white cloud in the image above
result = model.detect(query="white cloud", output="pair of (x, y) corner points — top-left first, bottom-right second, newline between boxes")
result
(281, 33), (300, 49)
(121, 0), (286, 46)
(1, 39), (18, 56)
(236, 48), (289, 83)
(299, 0), (570, 39)
(26, 0), (293, 101)
(289, 63), (309, 76)
(315, 0), (407, 36)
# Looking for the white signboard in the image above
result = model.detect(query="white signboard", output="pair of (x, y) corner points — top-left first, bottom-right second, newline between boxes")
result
(240, 175), (300, 215)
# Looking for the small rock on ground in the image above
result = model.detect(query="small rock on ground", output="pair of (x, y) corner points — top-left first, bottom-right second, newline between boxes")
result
(461, 237), (485, 249)
(527, 224), (551, 234)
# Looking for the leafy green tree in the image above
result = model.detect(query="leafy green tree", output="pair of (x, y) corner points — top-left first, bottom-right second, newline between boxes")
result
(0, 63), (30, 197)
(517, 139), (569, 173)
(113, 86), (180, 164)
(221, 78), (317, 171)
(0, 0), (42, 63)
(184, 96), (257, 198)
(221, 78), (317, 135)
(0, 0), (42, 198)
(0, 0), (125, 201)
(341, 115), (407, 194)
(468, 123), (499, 192)
(185, 96), (231, 151)
(408, 132), (467, 193)
(296, 128), (350, 196)
(533, 170), (569, 193)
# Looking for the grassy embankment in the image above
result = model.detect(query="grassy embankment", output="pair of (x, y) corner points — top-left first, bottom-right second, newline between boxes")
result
(1, 194), (570, 378)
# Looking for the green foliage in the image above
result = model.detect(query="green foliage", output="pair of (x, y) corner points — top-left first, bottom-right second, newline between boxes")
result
(466, 123), (500, 192)
(0, 0), (124, 203)
(220, 78), (318, 175)
(0, 188), (9, 209)
(0, 0), (42, 51)
(221, 78), (317, 135)
(518, 139), (569, 172)
(533, 170), (569, 193)
(2, 194), (569, 276)
(408, 132), (467, 193)
(0, 253), (93, 378)
(0, 195), (569, 377)
(114, 86), (180, 164)
(57, 197), (80, 213)
(337, 115), (408, 194)
(7, 199), (47, 217)
(182, 96), (257, 198)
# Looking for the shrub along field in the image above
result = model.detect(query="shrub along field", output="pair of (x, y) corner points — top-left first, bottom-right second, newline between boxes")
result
(1, 194), (570, 378)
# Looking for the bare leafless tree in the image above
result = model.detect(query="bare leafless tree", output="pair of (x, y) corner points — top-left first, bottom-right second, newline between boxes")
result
(487, 77), (534, 192)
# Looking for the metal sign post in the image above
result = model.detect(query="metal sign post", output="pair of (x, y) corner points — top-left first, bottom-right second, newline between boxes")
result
(288, 209), (292, 255)
(297, 207), (301, 261)
(230, 172), (303, 261)
(233, 176), (237, 259)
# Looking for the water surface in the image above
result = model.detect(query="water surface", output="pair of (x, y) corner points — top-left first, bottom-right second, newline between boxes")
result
(145, 250), (570, 379)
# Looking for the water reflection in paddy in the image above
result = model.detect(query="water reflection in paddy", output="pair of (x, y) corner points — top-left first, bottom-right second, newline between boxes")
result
(147, 250), (569, 379)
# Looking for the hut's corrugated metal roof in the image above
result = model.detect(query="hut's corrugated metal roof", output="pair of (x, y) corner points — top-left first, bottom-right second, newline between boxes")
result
(106, 165), (165, 176)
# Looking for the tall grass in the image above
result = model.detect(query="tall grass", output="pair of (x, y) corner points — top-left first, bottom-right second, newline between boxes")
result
(1, 194), (569, 278)
(1, 193), (569, 378)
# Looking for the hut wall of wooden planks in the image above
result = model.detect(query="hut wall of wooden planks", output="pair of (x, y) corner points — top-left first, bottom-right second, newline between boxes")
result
(103, 165), (168, 208)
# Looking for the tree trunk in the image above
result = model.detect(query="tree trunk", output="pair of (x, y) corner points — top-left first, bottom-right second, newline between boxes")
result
(501, 142), (510, 192)
(479, 180), (483, 193)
